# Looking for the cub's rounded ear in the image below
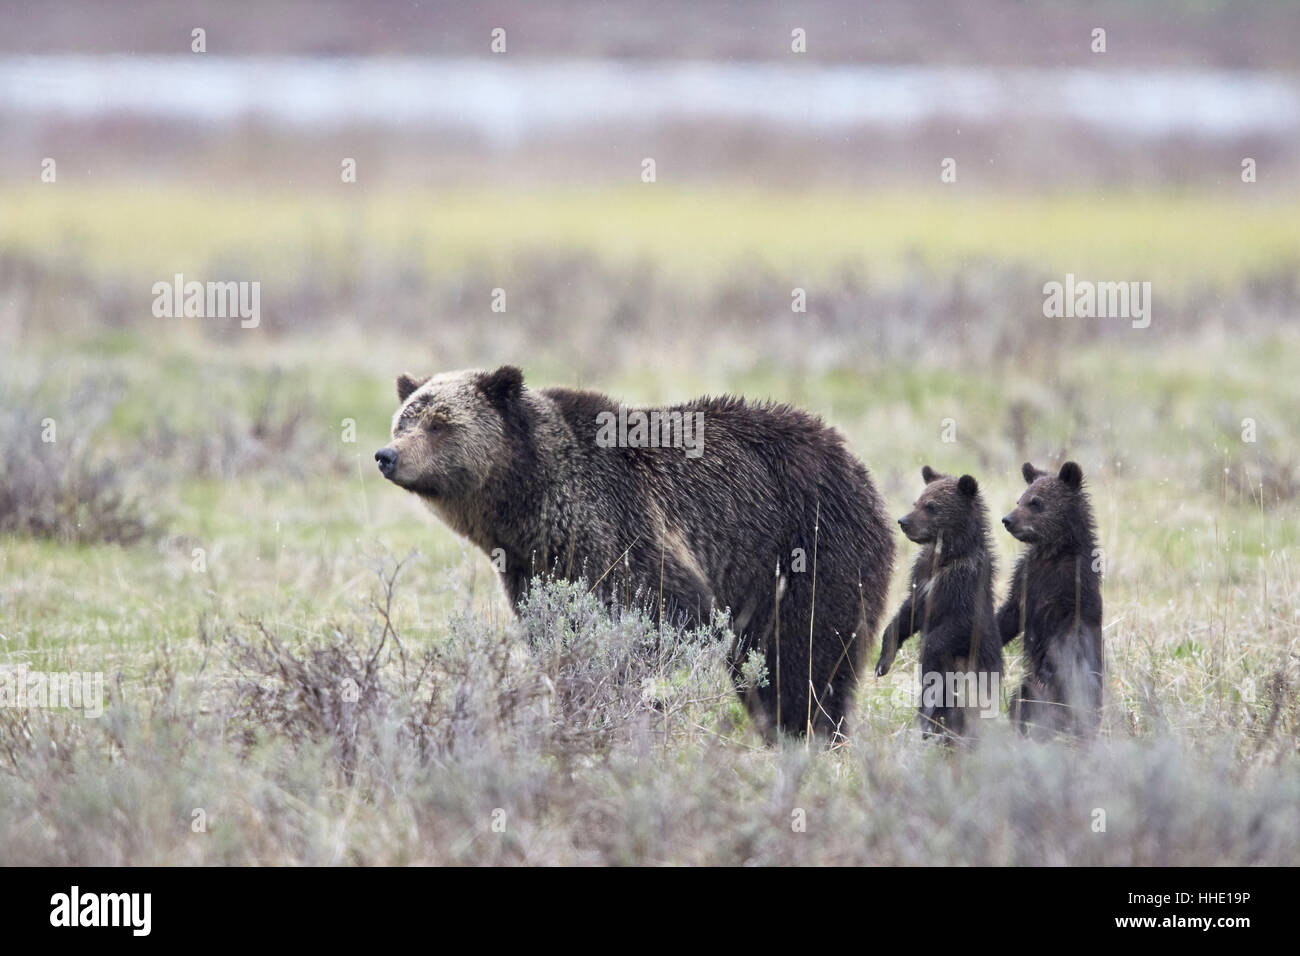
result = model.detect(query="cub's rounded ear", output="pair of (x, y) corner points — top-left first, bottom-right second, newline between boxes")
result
(397, 373), (429, 402)
(957, 474), (978, 497)
(480, 365), (524, 405)
(1022, 462), (1044, 485)
(1058, 461), (1083, 489)
(921, 465), (943, 484)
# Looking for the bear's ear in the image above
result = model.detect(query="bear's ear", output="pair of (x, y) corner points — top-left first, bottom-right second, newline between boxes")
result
(1058, 461), (1083, 489)
(397, 373), (429, 402)
(1022, 462), (1045, 485)
(479, 365), (524, 406)
(921, 465), (944, 484)
(957, 474), (978, 497)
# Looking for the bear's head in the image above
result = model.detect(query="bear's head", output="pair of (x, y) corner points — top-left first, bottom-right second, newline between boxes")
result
(1001, 461), (1085, 544)
(897, 465), (981, 547)
(375, 365), (524, 500)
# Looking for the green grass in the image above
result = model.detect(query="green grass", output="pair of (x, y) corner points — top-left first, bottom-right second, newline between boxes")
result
(6, 323), (1295, 685)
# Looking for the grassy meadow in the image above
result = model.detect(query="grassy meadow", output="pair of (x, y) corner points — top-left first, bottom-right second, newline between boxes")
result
(1, 183), (1298, 864)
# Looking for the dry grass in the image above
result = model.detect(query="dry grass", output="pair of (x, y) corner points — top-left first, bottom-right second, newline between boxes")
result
(1, 569), (1296, 866)
(0, 382), (153, 545)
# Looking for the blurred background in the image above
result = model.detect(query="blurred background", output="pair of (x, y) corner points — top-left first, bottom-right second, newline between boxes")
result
(4, 1), (1298, 371)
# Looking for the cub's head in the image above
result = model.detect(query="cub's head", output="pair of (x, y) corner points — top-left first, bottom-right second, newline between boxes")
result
(1002, 461), (1085, 544)
(375, 365), (524, 500)
(897, 465), (981, 545)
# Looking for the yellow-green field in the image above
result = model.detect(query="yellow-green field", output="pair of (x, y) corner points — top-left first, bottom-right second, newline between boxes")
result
(5, 186), (1298, 287)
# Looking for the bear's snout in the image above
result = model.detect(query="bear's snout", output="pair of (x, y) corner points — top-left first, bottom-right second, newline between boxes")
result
(897, 515), (911, 530)
(375, 447), (398, 478)
(1001, 514), (1014, 529)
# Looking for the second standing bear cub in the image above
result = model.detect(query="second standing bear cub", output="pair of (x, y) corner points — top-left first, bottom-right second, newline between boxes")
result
(874, 466), (1003, 741)
(998, 461), (1104, 737)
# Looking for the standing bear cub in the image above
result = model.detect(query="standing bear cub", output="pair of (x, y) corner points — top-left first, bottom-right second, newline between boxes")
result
(998, 461), (1104, 738)
(376, 366), (895, 739)
(874, 466), (1002, 741)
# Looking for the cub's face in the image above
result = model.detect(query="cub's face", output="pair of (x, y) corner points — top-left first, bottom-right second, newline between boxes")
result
(897, 465), (979, 545)
(1002, 461), (1084, 543)
(375, 366), (523, 500)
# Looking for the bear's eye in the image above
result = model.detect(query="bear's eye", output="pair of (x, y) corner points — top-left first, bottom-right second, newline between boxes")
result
(923, 502), (938, 515)
(1029, 498), (1042, 510)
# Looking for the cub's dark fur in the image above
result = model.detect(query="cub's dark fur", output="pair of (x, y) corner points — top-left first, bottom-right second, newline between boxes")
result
(875, 466), (1002, 741)
(377, 366), (895, 739)
(998, 461), (1104, 737)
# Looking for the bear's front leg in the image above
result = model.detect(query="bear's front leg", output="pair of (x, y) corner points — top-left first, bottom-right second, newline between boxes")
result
(875, 595), (916, 677)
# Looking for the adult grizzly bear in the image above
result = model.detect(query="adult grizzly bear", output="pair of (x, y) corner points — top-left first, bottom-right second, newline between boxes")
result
(375, 366), (894, 738)
(998, 461), (1104, 738)
(874, 466), (1003, 742)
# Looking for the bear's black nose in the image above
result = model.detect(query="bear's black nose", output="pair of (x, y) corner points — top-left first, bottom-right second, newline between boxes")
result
(1001, 515), (1013, 528)
(897, 516), (910, 529)
(375, 447), (397, 477)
